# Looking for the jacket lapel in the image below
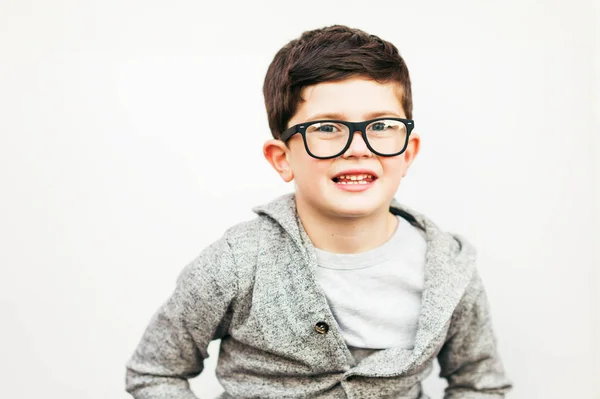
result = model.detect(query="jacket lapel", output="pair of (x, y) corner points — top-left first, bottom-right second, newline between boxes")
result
(351, 199), (477, 376)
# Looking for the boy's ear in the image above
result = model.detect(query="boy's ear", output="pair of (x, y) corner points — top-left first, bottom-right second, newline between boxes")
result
(263, 139), (294, 182)
(400, 132), (421, 178)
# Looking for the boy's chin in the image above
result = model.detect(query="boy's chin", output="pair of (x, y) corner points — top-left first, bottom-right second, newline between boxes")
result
(296, 187), (387, 218)
(323, 198), (385, 218)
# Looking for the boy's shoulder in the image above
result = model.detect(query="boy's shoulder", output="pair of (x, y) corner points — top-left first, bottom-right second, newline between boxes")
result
(178, 194), (296, 283)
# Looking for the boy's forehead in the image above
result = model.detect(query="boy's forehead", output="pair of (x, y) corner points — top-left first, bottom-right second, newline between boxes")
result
(297, 77), (405, 120)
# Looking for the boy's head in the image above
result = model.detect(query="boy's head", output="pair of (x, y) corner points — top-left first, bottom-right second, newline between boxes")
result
(262, 25), (420, 220)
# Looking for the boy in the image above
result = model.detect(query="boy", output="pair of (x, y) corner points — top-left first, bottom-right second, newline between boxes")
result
(125, 25), (512, 398)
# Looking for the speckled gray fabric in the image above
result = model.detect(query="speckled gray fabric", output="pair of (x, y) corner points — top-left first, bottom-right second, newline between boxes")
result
(125, 192), (512, 398)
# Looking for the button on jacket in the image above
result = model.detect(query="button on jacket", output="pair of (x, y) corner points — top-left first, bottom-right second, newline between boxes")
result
(125, 193), (513, 398)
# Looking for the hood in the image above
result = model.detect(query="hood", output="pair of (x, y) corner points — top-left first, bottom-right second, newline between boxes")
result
(252, 192), (473, 264)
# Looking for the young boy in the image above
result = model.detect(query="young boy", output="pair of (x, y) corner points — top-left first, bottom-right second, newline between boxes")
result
(125, 25), (512, 398)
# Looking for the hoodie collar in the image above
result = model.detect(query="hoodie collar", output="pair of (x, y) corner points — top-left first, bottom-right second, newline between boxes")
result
(252, 192), (476, 373)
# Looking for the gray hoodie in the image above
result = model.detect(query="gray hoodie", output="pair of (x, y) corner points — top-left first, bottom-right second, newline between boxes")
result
(125, 193), (513, 398)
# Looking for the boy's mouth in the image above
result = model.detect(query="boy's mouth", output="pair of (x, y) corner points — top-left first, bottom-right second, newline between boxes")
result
(331, 170), (378, 185)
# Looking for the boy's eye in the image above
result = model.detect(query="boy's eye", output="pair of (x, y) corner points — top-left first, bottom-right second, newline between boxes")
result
(308, 123), (341, 133)
(369, 120), (403, 134)
(371, 122), (389, 131)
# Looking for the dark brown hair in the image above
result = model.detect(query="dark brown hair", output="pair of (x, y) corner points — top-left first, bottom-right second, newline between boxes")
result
(263, 25), (413, 140)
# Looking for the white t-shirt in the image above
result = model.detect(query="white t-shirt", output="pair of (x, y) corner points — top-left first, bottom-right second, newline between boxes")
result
(314, 214), (427, 364)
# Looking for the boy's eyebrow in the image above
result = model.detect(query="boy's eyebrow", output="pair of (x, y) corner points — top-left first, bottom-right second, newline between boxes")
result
(305, 111), (403, 121)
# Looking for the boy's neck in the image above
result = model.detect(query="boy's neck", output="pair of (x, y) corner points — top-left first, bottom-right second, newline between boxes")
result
(296, 200), (399, 255)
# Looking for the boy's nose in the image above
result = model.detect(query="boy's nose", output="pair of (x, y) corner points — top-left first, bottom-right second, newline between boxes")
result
(343, 131), (372, 158)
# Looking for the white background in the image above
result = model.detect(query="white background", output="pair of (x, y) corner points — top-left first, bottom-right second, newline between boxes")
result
(1, 1), (598, 398)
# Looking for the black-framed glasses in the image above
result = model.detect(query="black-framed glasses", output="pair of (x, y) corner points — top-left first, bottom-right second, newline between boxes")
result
(280, 117), (414, 159)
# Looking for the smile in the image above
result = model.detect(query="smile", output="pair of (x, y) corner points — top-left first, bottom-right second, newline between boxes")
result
(332, 174), (376, 184)
(331, 174), (377, 192)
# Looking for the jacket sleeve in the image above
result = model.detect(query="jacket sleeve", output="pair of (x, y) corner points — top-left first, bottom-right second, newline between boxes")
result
(125, 237), (238, 399)
(437, 271), (513, 398)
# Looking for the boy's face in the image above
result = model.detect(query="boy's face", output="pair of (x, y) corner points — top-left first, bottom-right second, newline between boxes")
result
(263, 76), (420, 220)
